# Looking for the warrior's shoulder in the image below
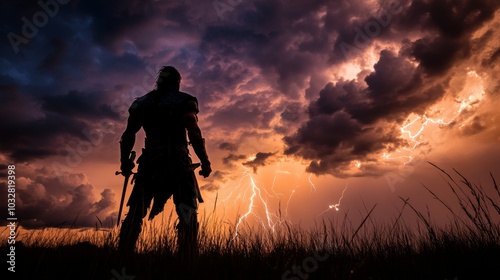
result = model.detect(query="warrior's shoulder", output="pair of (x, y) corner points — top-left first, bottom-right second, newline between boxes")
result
(129, 91), (156, 111)
(177, 91), (198, 102)
(178, 91), (199, 113)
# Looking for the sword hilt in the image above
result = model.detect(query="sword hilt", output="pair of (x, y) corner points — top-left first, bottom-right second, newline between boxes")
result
(115, 151), (137, 176)
(115, 171), (136, 176)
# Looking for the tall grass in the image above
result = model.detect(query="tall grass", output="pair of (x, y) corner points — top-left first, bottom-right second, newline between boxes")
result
(4, 164), (499, 279)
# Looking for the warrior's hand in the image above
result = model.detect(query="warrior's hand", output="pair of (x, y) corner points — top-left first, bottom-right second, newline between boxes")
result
(199, 162), (212, 178)
(120, 159), (135, 177)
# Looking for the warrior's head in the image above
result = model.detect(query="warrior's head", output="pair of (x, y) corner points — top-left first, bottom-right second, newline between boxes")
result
(156, 66), (181, 91)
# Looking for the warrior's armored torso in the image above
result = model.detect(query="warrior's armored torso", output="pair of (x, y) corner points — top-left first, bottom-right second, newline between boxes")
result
(129, 90), (199, 149)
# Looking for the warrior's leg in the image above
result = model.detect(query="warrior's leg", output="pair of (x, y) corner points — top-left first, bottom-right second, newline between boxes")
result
(172, 160), (200, 255)
(175, 199), (199, 255)
(118, 187), (149, 253)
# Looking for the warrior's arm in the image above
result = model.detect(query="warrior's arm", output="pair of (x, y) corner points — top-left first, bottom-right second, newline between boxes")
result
(184, 111), (210, 165)
(120, 110), (141, 162)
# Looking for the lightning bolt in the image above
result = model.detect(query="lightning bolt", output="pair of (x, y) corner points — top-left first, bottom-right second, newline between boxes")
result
(284, 185), (301, 218)
(319, 182), (349, 216)
(382, 152), (413, 164)
(308, 173), (317, 191)
(222, 72), (488, 237)
(233, 166), (280, 238)
(377, 69), (488, 171)
(270, 164), (291, 197)
(400, 115), (452, 150)
(228, 161), (352, 236)
(218, 172), (247, 206)
(391, 69), (486, 159)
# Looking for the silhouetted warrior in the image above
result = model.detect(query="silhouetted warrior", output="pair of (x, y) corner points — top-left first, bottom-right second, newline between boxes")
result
(118, 66), (211, 254)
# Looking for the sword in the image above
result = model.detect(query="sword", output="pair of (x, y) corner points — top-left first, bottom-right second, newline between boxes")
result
(115, 151), (136, 227)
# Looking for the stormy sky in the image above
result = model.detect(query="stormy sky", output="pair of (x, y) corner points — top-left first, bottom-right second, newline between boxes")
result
(1, 0), (499, 229)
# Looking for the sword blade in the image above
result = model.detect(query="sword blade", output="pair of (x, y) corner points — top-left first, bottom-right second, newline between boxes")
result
(117, 174), (131, 227)
(116, 151), (136, 227)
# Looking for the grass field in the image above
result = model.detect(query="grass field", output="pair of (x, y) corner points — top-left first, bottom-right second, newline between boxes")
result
(3, 165), (500, 280)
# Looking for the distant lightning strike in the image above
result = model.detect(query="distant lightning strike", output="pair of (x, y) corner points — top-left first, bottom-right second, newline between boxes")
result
(400, 115), (452, 150)
(386, 69), (486, 164)
(233, 166), (280, 238)
(270, 167), (291, 197)
(382, 153), (413, 164)
(379, 114), (452, 166)
(225, 72), (487, 235)
(218, 173), (247, 205)
(308, 173), (317, 191)
(319, 182), (349, 216)
(231, 167), (349, 234)
(231, 166), (317, 238)
(379, 69), (487, 168)
(284, 185), (301, 218)
(270, 175), (278, 195)
(229, 73), (487, 236)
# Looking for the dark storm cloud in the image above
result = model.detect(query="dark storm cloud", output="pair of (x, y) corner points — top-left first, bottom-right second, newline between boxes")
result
(2, 0), (499, 237)
(42, 90), (121, 120)
(67, 0), (213, 60)
(200, 171), (229, 192)
(401, 0), (499, 74)
(208, 92), (277, 129)
(285, 0), (500, 176)
(331, 0), (499, 67)
(0, 164), (8, 177)
(284, 49), (447, 175)
(274, 101), (309, 134)
(39, 38), (67, 71)
(2, 0), (403, 168)
(223, 153), (247, 168)
(0, 168), (116, 229)
(305, 49), (440, 123)
(0, 0), (156, 163)
(399, 0), (498, 37)
(198, 0), (345, 98)
(76, 0), (169, 49)
(211, 170), (230, 182)
(330, 0), (407, 63)
(3, 3), (143, 126)
(185, 60), (257, 105)
(200, 182), (219, 192)
(0, 108), (86, 162)
(243, 152), (276, 173)
(0, 86), (119, 162)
